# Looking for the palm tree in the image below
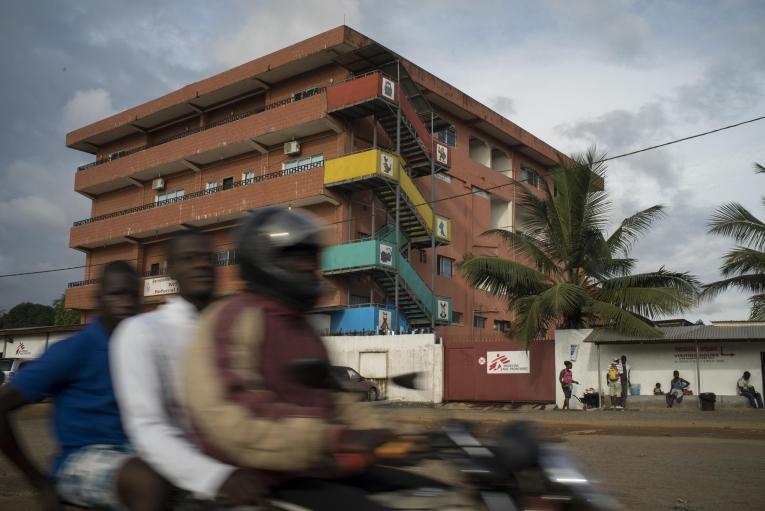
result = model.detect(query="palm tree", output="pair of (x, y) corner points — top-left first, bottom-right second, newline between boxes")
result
(459, 147), (699, 344)
(703, 164), (765, 320)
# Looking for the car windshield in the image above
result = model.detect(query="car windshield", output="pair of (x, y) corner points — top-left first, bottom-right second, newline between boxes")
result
(0, 360), (13, 371)
(348, 369), (362, 381)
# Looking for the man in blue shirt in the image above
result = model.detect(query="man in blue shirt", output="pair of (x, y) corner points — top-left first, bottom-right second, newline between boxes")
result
(0, 261), (167, 510)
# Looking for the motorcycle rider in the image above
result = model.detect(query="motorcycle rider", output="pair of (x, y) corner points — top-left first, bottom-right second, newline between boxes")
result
(181, 206), (412, 509)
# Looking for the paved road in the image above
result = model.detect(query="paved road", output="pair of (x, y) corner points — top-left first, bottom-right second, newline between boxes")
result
(1, 404), (764, 510)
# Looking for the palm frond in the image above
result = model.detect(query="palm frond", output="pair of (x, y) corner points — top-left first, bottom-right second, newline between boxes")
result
(594, 286), (697, 318)
(755, 163), (765, 175)
(602, 268), (701, 293)
(701, 274), (765, 300)
(459, 256), (550, 300)
(481, 229), (560, 277)
(708, 202), (765, 250)
(607, 205), (666, 257)
(588, 300), (663, 337)
(718, 247), (765, 278)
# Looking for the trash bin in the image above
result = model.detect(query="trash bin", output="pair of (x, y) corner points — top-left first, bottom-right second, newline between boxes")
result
(630, 384), (641, 396)
(699, 392), (716, 411)
(583, 392), (600, 409)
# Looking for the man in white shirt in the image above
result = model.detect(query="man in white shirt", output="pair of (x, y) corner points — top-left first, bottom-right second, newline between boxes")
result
(111, 230), (263, 507)
(737, 371), (764, 408)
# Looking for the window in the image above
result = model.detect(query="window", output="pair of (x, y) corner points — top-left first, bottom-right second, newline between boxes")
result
(205, 181), (217, 191)
(437, 255), (454, 278)
(471, 186), (488, 199)
(155, 189), (184, 203)
(283, 154), (324, 174)
(418, 249), (427, 264)
(494, 320), (511, 333)
(520, 166), (543, 188)
(293, 86), (321, 101)
(436, 172), (452, 183)
(452, 311), (463, 324)
(242, 171), (255, 184)
(436, 126), (456, 147)
(222, 177), (234, 190)
(149, 263), (160, 276)
(356, 231), (369, 240)
(473, 315), (487, 328)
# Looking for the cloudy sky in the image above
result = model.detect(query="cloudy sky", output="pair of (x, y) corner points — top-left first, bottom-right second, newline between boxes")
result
(0, 0), (763, 320)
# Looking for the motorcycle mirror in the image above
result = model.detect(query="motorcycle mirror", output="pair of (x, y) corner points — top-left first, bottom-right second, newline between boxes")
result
(287, 359), (343, 391)
(391, 372), (422, 390)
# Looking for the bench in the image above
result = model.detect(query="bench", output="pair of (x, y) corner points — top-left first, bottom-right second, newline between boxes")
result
(615, 395), (753, 410)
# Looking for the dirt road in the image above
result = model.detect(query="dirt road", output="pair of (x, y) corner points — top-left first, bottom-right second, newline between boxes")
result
(1, 404), (764, 510)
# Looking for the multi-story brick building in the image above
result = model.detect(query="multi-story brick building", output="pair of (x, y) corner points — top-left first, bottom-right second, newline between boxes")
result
(65, 26), (565, 340)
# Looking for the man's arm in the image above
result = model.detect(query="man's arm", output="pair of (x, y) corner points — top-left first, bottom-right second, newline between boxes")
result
(0, 386), (51, 491)
(0, 340), (80, 511)
(110, 317), (235, 500)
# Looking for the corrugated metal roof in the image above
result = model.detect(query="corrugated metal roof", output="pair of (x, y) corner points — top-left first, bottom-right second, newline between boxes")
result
(584, 325), (765, 344)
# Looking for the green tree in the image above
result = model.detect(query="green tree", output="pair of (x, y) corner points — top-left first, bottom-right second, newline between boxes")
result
(0, 302), (54, 329)
(52, 294), (81, 326)
(459, 147), (699, 344)
(703, 164), (765, 320)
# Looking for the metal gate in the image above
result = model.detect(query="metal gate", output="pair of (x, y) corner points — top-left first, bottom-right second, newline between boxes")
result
(444, 336), (556, 402)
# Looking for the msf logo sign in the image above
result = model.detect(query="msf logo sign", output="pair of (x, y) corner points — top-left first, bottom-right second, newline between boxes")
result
(15, 342), (28, 356)
(488, 352), (511, 372)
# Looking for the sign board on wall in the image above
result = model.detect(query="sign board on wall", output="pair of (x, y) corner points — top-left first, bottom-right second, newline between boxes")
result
(436, 299), (450, 322)
(381, 77), (395, 101)
(435, 217), (449, 240)
(380, 153), (395, 177)
(144, 277), (179, 297)
(487, 350), (530, 374)
(435, 143), (448, 165)
(11, 340), (46, 359)
(673, 345), (736, 364)
(378, 310), (392, 331)
(379, 244), (393, 266)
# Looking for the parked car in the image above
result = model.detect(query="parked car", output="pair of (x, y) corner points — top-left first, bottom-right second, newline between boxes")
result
(330, 366), (379, 401)
(0, 358), (33, 386)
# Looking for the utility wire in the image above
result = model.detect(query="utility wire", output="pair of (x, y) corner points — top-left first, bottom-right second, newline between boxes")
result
(1, 114), (763, 280)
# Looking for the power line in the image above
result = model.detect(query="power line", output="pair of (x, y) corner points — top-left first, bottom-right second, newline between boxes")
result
(1, 114), (763, 280)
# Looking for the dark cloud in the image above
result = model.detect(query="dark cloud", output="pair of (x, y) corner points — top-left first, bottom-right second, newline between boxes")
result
(491, 96), (516, 117)
(0, 2), (226, 309)
(673, 60), (765, 124)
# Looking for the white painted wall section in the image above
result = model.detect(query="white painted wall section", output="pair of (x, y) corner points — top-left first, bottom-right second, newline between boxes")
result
(323, 334), (443, 403)
(555, 329), (765, 409)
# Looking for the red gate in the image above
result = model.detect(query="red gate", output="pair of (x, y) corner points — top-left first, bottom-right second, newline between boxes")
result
(444, 336), (556, 402)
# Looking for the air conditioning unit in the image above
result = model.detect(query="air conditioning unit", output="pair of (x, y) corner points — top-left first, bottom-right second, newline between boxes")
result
(151, 178), (166, 191)
(283, 140), (301, 155)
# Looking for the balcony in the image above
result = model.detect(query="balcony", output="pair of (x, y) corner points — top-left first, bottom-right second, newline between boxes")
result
(327, 72), (449, 176)
(321, 233), (451, 325)
(324, 148), (451, 245)
(75, 91), (337, 195)
(70, 162), (336, 249)
(65, 251), (242, 310)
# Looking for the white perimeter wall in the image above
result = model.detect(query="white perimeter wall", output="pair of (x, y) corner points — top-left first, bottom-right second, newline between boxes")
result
(323, 334), (443, 403)
(555, 330), (765, 409)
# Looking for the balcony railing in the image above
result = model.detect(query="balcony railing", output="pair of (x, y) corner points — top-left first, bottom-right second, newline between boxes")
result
(67, 250), (239, 288)
(72, 161), (323, 227)
(77, 88), (326, 172)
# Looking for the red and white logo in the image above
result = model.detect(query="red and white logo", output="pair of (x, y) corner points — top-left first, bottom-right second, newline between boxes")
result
(488, 353), (511, 372)
(15, 342), (26, 356)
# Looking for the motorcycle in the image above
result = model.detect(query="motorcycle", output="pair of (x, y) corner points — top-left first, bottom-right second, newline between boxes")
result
(275, 360), (622, 511)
